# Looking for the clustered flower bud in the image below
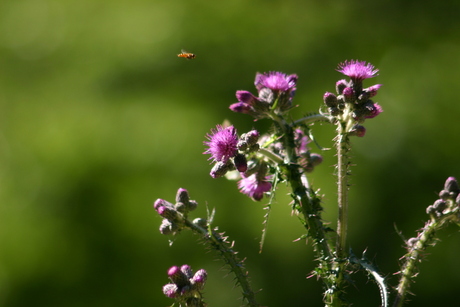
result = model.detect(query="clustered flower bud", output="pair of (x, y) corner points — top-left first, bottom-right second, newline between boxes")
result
(324, 60), (383, 136)
(230, 71), (298, 119)
(154, 188), (198, 235)
(426, 177), (460, 219)
(163, 265), (208, 306)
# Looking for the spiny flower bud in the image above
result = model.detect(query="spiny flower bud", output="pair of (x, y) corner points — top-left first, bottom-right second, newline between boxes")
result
(210, 161), (233, 178)
(309, 153), (323, 167)
(439, 189), (451, 200)
(191, 269), (208, 290)
(175, 188), (190, 205)
(323, 92), (338, 107)
(444, 177), (460, 197)
(156, 205), (178, 220)
(406, 237), (419, 248)
(239, 130), (260, 149)
(159, 219), (178, 235)
(349, 125), (366, 137)
(168, 266), (189, 287)
(364, 84), (382, 98)
(234, 153), (248, 173)
(336, 79), (349, 94)
(181, 264), (193, 279)
(342, 87), (355, 103)
(163, 265), (208, 303)
(163, 283), (179, 298)
(154, 199), (174, 211)
(174, 188), (198, 212)
(329, 106), (341, 116)
(427, 199), (447, 217)
(175, 202), (187, 213)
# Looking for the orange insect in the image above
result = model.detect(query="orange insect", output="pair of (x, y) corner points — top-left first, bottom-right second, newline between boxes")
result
(177, 49), (196, 60)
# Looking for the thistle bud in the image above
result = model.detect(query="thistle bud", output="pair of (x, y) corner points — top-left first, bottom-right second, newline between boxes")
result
(181, 264), (193, 279)
(364, 84), (382, 98)
(187, 200), (198, 212)
(323, 92), (338, 107)
(342, 87), (355, 103)
(156, 205), (178, 220)
(191, 269), (208, 290)
(168, 266), (189, 287)
(154, 199), (174, 210)
(175, 188), (190, 205)
(159, 219), (178, 235)
(444, 177), (460, 197)
(210, 161), (232, 178)
(163, 283), (179, 298)
(234, 154), (248, 173)
(336, 79), (349, 94)
(349, 125), (366, 137)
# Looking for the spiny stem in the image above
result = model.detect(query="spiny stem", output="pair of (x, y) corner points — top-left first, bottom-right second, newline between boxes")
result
(393, 207), (459, 307)
(336, 129), (350, 259)
(326, 120), (352, 307)
(185, 219), (261, 307)
(271, 114), (336, 303)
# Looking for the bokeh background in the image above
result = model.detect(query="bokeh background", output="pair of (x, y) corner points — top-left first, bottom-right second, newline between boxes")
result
(0, 0), (459, 306)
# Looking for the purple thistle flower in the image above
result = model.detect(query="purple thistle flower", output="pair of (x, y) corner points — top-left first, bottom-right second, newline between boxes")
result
(204, 125), (239, 163)
(255, 71), (298, 92)
(337, 60), (379, 81)
(238, 174), (272, 201)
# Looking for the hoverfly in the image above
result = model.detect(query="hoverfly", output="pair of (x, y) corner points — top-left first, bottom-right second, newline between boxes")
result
(177, 49), (196, 60)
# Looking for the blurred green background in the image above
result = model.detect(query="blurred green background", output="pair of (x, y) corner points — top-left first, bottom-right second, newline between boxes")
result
(1, 0), (459, 306)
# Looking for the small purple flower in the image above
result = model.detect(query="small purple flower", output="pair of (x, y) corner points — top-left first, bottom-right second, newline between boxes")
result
(204, 125), (239, 163)
(238, 174), (272, 201)
(255, 71), (298, 92)
(337, 60), (379, 81)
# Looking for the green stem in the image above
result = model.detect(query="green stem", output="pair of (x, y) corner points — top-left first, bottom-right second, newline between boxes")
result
(336, 128), (350, 259)
(185, 220), (261, 307)
(293, 113), (329, 126)
(258, 147), (284, 164)
(392, 208), (459, 307)
(324, 121), (352, 307)
(271, 114), (336, 304)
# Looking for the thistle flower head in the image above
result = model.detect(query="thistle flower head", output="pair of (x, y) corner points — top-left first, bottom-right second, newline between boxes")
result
(204, 125), (239, 163)
(337, 60), (379, 81)
(238, 174), (272, 201)
(255, 71), (298, 92)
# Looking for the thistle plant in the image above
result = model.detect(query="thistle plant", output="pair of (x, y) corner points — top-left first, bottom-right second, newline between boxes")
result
(153, 61), (459, 307)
